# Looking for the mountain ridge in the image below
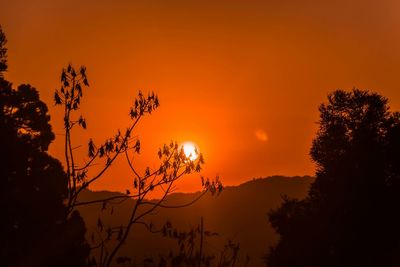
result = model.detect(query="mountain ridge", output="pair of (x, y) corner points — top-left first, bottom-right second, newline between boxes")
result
(78, 175), (314, 266)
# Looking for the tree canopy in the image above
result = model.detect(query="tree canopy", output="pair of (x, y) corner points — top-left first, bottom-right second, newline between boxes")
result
(0, 25), (7, 75)
(0, 26), (90, 267)
(266, 89), (400, 267)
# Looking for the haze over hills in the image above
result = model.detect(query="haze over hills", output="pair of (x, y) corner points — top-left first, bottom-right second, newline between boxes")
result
(78, 176), (313, 266)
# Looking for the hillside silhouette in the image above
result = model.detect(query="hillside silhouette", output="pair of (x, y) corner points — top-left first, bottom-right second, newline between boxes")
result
(78, 176), (312, 266)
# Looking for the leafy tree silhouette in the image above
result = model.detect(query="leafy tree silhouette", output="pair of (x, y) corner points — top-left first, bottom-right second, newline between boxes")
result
(55, 64), (222, 266)
(0, 26), (90, 267)
(266, 89), (400, 267)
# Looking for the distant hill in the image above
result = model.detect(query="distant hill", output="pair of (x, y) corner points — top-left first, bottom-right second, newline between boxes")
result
(78, 176), (313, 266)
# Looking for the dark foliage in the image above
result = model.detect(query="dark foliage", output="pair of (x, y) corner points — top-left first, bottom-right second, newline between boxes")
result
(0, 25), (7, 75)
(0, 27), (90, 267)
(123, 219), (243, 267)
(266, 89), (400, 267)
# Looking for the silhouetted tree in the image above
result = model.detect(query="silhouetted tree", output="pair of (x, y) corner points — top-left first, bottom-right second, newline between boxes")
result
(55, 65), (222, 267)
(266, 89), (400, 267)
(0, 27), (90, 267)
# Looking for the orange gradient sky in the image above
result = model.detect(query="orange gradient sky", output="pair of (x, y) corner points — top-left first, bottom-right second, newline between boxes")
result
(2, 0), (400, 192)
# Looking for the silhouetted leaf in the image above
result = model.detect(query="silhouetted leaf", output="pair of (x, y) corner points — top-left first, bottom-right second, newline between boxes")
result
(54, 91), (62, 105)
(88, 139), (95, 158)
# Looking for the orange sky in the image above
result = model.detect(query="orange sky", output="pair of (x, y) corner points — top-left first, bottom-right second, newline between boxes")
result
(2, 0), (400, 193)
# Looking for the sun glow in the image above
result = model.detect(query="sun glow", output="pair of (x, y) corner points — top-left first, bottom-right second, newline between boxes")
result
(181, 142), (199, 161)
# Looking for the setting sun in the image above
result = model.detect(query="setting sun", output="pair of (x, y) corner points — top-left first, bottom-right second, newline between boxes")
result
(181, 142), (199, 161)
